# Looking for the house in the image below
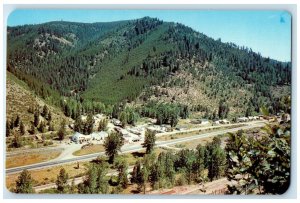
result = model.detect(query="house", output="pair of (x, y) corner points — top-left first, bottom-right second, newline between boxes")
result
(253, 116), (259, 120)
(146, 125), (165, 133)
(122, 133), (141, 144)
(199, 119), (210, 125)
(91, 131), (108, 141)
(248, 116), (254, 121)
(237, 117), (249, 122)
(127, 127), (145, 136)
(221, 119), (230, 124)
(112, 118), (122, 126)
(214, 120), (220, 125)
(71, 132), (91, 144)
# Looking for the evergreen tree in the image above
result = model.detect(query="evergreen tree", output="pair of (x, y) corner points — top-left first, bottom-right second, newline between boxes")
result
(41, 105), (49, 118)
(69, 178), (76, 194)
(12, 133), (22, 148)
(38, 121), (46, 133)
(142, 130), (156, 154)
(104, 131), (124, 163)
(114, 158), (129, 189)
(6, 121), (11, 137)
(57, 120), (66, 141)
(119, 111), (128, 127)
(78, 162), (109, 194)
(98, 118), (108, 131)
(14, 115), (20, 127)
(56, 168), (69, 193)
(15, 170), (34, 193)
(34, 111), (40, 127)
(19, 120), (25, 135)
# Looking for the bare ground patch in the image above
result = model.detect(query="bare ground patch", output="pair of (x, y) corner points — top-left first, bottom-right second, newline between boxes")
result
(6, 150), (62, 169)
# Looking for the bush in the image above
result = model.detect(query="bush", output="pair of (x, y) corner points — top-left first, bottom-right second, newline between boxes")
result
(176, 174), (187, 186)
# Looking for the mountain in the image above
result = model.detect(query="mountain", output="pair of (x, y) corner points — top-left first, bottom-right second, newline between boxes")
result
(6, 71), (69, 139)
(7, 17), (291, 120)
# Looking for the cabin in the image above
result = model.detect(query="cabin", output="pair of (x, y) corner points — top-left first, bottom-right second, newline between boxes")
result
(71, 132), (91, 144)
(127, 127), (145, 136)
(112, 118), (122, 126)
(253, 116), (259, 120)
(220, 119), (230, 124)
(214, 120), (220, 125)
(91, 131), (108, 141)
(199, 119), (210, 125)
(248, 116), (254, 121)
(237, 117), (249, 122)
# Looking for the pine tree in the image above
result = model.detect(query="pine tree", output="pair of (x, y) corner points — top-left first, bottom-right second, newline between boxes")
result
(69, 178), (76, 194)
(14, 115), (20, 127)
(56, 168), (69, 193)
(104, 132), (124, 164)
(142, 130), (156, 154)
(15, 170), (34, 193)
(57, 120), (66, 141)
(19, 120), (25, 135)
(34, 111), (40, 127)
(115, 158), (129, 189)
(6, 121), (11, 137)
(98, 118), (108, 131)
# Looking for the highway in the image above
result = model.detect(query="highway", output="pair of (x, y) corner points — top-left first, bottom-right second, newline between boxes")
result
(6, 121), (267, 175)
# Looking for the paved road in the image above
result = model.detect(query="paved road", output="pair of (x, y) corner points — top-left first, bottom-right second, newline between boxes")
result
(6, 121), (267, 175)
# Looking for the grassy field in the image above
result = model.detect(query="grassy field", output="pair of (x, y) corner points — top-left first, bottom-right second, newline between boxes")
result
(72, 144), (105, 156)
(6, 151), (62, 169)
(6, 147), (170, 191)
(156, 124), (245, 141)
(170, 136), (227, 149)
(6, 161), (89, 190)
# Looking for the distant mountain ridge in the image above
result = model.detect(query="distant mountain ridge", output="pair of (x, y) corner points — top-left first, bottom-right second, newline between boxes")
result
(7, 17), (291, 118)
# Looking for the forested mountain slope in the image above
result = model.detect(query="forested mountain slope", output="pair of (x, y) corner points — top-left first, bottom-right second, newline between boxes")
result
(6, 71), (69, 137)
(7, 17), (291, 119)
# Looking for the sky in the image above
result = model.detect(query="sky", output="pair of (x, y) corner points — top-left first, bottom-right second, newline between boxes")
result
(7, 10), (291, 62)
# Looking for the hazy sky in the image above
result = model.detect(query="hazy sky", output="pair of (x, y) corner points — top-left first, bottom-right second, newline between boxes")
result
(7, 10), (291, 62)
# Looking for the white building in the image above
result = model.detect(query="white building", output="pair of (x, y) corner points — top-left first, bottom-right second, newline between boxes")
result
(71, 132), (92, 144)
(91, 131), (108, 141)
(214, 120), (220, 125)
(221, 119), (230, 124)
(112, 118), (122, 126)
(200, 119), (210, 125)
(237, 117), (249, 122)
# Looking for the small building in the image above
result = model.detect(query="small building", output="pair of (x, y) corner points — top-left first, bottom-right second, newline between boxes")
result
(146, 125), (165, 133)
(221, 119), (230, 124)
(127, 127), (145, 136)
(237, 117), (249, 122)
(199, 119), (210, 125)
(112, 118), (122, 126)
(214, 120), (220, 125)
(91, 131), (108, 141)
(248, 116), (254, 121)
(71, 132), (91, 144)
(253, 116), (259, 120)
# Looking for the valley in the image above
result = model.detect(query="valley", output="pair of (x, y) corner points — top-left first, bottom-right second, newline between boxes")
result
(6, 16), (291, 195)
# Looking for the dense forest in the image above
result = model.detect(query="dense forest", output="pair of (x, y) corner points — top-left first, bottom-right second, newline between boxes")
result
(7, 17), (291, 121)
